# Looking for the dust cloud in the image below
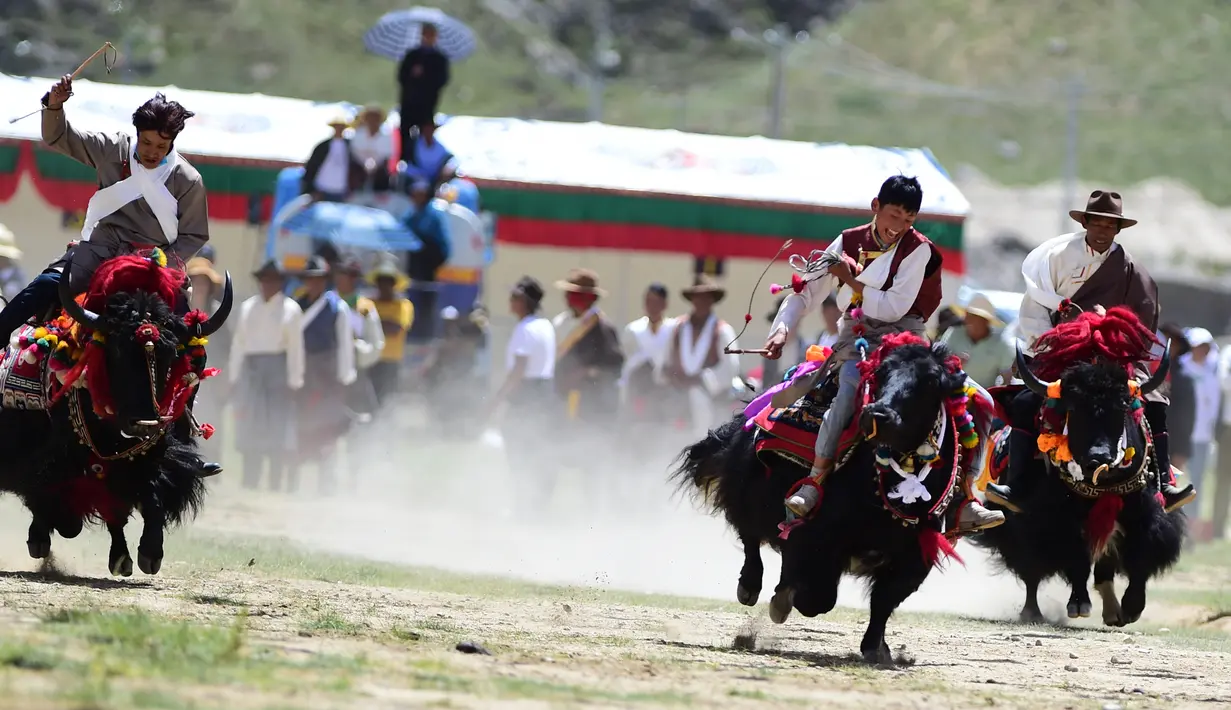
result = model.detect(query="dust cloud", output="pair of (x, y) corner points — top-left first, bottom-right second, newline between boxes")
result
(193, 406), (1075, 624)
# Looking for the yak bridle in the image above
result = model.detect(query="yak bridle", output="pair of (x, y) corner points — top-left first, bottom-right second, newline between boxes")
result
(56, 254), (234, 459)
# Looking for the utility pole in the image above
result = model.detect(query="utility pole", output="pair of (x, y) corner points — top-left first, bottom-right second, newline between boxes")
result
(1060, 74), (1084, 233)
(767, 24), (787, 138)
(587, 0), (616, 122)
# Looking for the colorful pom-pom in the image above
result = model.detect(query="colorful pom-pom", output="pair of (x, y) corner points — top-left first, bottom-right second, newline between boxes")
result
(150, 247), (168, 268)
(790, 273), (806, 293)
(1046, 381), (1061, 400)
(199, 423), (215, 440)
(854, 337), (869, 353)
(744, 313), (752, 324)
(770, 283), (784, 295)
(850, 307), (864, 320)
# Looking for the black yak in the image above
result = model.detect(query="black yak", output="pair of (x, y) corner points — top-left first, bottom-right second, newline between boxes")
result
(0, 250), (230, 576)
(977, 307), (1185, 626)
(674, 334), (983, 663)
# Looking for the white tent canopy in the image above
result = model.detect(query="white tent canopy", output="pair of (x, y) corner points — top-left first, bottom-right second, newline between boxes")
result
(0, 73), (969, 217)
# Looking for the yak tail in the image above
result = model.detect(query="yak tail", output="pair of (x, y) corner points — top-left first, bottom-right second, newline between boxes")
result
(1086, 494), (1125, 557)
(669, 417), (747, 513)
(920, 528), (964, 569)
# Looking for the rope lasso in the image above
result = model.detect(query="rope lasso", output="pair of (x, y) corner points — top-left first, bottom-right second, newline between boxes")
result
(724, 239), (793, 355)
(9, 42), (118, 124)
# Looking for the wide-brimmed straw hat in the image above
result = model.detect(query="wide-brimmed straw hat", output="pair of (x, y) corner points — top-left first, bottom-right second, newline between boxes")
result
(366, 259), (410, 291)
(186, 256), (222, 286)
(953, 292), (1003, 326)
(554, 268), (606, 296)
(326, 113), (352, 128)
(1069, 189), (1137, 228)
(681, 274), (727, 304)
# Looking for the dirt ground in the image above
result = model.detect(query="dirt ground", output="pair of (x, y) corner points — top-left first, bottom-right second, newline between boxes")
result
(0, 454), (1228, 709)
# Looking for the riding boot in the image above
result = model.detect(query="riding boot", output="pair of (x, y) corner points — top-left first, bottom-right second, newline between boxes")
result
(984, 428), (1034, 514)
(785, 458), (831, 517)
(1152, 431), (1196, 512)
(183, 389), (223, 477)
(957, 471), (1005, 532)
(1145, 401), (1196, 512)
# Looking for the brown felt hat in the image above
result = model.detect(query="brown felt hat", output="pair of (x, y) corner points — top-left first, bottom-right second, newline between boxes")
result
(1069, 189), (1137, 228)
(554, 268), (606, 296)
(681, 274), (726, 304)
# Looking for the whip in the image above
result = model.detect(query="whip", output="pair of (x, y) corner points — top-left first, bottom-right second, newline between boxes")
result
(8, 42), (118, 124)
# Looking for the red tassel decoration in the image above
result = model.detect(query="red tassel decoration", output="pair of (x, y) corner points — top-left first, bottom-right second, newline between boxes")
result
(1086, 494), (1124, 556)
(919, 528), (964, 569)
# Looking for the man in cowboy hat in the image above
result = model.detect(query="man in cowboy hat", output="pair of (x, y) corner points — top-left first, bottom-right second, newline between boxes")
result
(293, 255), (358, 495)
(986, 189), (1196, 513)
(667, 275), (741, 438)
(551, 268), (625, 428)
(367, 257), (414, 406)
(350, 105), (394, 192)
(301, 114), (365, 201)
(228, 260), (306, 491)
(761, 175), (1005, 533)
(940, 292), (1014, 388)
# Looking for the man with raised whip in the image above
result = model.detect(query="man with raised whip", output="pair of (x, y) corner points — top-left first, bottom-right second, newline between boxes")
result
(984, 190), (1196, 513)
(763, 175), (1004, 533)
(0, 74), (219, 473)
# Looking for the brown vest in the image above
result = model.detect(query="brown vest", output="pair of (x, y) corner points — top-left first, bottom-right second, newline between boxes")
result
(838, 223), (944, 321)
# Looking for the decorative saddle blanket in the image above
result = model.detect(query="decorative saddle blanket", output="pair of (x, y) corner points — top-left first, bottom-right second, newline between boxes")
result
(751, 372), (864, 470)
(0, 325), (59, 411)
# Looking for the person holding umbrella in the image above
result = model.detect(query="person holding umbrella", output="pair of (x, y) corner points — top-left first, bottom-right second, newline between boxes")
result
(398, 24), (449, 163)
(363, 8), (475, 164)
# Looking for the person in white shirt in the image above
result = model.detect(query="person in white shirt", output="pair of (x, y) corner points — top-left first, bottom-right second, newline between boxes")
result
(1181, 327), (1221, 498)
(816, 296), (842, 350)
(620, 283), (676, 422)
(1214, 345), (1231, 539)
(666, 276), (740, 438)
(490, 276), (557, 512)
(227, 260), (305, 491)
(349, 105), (394, 192)
(301, 116), (363, 201)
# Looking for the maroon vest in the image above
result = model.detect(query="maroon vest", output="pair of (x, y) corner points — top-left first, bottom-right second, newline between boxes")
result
(838, 223), (943, 321)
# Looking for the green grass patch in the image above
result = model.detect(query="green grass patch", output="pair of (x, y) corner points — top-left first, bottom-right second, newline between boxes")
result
(300, 609), (366, 636)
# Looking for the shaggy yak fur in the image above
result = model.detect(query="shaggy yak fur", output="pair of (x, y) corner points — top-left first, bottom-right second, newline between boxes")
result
(673, 337), (971, 664)
(0, 256), (230, 577)
(976, 307), (1185, 626)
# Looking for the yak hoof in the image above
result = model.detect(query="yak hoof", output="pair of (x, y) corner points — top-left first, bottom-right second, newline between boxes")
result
(27, 540), (50, 560)
(736, 583), (760, 607)
(137, 552), (162, 576)
(1019, 605), (1047, 625)
(768, 588), (794, 624)
(862, 640), (894, 667)
(110, 553), (133, 578)
(1120, 585), (1146, 626)
(1066, 600), (1092, 619)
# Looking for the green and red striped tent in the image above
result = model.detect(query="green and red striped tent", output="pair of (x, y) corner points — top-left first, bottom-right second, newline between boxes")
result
(1, 74), (968, 271)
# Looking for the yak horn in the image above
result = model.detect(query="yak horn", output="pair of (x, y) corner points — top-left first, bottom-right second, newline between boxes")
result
(1014, 342), (1049, 397)
(192, 271), (233, 338)
(1141, 339), (1171, 396)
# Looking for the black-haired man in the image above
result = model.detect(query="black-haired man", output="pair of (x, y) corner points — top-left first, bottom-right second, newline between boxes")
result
(762, 175), (1004, 533)
(0, 75), (209, 341)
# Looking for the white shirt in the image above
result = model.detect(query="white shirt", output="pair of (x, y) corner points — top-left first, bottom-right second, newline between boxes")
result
(552, 307), (601, 345)
(508, 314), (556, 379)
(1017, 232), (1118, 353)
(620, 315), (675, 385)
(350, 125), (394, 166)
(816, 326), (840, 350)
(227, 293), (306, 390)
(344, 298), (385, 370)
(1182, 349), (1222, 442)
(314, 138), (350, 194)
(770, 232), (931, 339)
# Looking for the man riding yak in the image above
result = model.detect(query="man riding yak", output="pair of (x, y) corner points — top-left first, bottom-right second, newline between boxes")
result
(0, 74), (220, 476)
(984, 190), (1196, 514)
(761, 175), (1003, 534)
